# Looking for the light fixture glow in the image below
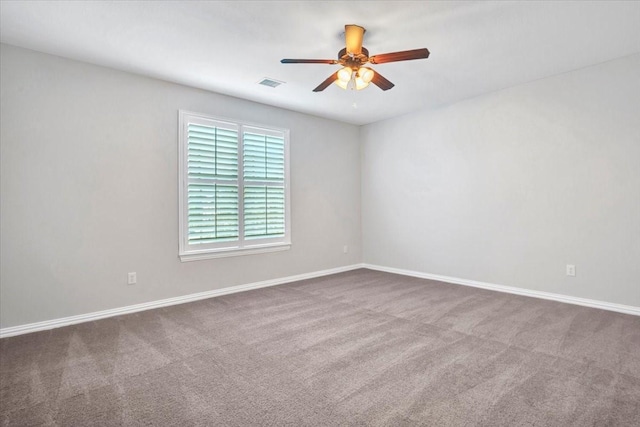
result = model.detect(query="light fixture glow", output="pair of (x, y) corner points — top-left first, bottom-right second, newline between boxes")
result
(337, 67), (352, 82)
(334, 66), (373, 90)
(335, 79), (348, 89)
(358, 67), (374, 83)
(355, 77), (369, 90)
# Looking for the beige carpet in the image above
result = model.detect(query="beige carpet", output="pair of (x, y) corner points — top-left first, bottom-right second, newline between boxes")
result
(1, 269), (639, 426)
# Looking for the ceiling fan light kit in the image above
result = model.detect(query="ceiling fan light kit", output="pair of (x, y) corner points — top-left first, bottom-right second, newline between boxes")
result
(335, 65), (374, 90)
(281, 24), (430, 92)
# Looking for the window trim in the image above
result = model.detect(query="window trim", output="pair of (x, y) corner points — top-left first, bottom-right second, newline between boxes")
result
(178, 110), (291, 262)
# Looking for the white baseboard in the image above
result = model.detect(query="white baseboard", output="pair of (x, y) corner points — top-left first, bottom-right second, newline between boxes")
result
(4, 262), (636, 338)
(362, 263), (640, 316)
(0, 264), (365, 339)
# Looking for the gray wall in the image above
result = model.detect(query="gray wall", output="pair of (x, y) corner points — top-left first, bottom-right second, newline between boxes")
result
(2, 43), (639, 330)
(0, 44), (362, 328)
(361, 54), (640, 307)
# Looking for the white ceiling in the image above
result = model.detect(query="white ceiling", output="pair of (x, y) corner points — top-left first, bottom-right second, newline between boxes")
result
(1, 1), (640, 125)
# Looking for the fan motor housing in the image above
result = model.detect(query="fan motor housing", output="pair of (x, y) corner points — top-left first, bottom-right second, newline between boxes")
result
(338, 47), (370, 69)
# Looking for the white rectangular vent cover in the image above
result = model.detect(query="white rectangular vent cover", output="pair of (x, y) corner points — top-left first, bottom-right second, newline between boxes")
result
(258, 78), (284, 88)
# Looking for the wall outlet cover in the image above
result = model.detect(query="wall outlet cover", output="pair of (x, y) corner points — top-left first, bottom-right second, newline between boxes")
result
(566, 265), (576, 277)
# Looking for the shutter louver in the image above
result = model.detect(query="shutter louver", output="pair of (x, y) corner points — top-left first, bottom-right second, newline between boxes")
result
(187, 123), (239, 245)
(187, 125), (238, 179)
(243, 133), (285, 181)
(244, 186), (285, 238)
(243, 132), (285, 239)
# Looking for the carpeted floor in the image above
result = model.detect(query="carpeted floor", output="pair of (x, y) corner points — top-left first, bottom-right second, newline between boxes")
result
(1, 269), (639, 426)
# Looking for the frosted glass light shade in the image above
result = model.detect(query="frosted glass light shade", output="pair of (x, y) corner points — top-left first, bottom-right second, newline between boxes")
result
(358, 67), (374, 83)
(337, 67), (352, 82)
(355, 77), (369, 90)
(335, 79), (348, 89)
(334, 66), (373, 90)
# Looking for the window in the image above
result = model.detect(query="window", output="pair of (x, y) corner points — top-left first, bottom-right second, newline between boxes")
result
(178, 111), (290, 261)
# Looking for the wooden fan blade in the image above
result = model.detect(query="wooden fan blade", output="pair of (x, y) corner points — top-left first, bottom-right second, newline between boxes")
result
(281, 59), (338, 64)
(371, 71), (395, 91)
(369, 48), (430, 64)
(313, 72), (339, 92)
(345, 24), (365, 55)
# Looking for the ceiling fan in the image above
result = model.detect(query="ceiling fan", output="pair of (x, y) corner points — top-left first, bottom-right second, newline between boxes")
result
(281, 24), (429, 92)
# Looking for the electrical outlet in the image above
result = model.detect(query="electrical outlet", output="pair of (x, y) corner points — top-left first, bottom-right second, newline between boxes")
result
(128, 272), (137, 285)
(343, 245), (348, 254)
(566, 265), (576, 277)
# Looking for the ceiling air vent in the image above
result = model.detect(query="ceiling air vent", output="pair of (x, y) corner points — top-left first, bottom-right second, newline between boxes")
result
(258, 78), (284, 88)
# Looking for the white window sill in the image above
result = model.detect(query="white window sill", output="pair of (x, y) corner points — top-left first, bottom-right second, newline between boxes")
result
(179, 243), (291, 262)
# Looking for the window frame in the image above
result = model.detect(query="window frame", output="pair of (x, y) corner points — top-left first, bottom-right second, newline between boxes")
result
(178, 110), (291, 262)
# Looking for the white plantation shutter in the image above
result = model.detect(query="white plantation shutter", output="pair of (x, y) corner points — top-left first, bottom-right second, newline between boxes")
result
(244, 186), (285, 238)
(187, 123), (239, 244)
(179, 112), (290, 260)
(243, 130), (286, 239)
(187, 183), (238, 243)
(243, 132), (285, 181)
